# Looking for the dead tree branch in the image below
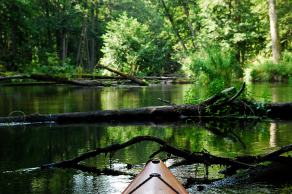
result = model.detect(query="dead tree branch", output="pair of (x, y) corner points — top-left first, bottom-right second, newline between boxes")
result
(96, 64), (149, 86)
(39, 135), (292, 187)
(41, 135), (274, 171)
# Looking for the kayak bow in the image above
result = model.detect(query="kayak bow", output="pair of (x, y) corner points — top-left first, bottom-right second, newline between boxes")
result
(122, 159), (188, 194)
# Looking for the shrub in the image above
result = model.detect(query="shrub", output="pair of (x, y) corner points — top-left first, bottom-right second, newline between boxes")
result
(188, 46), (242, 94)
(26, 51), (76, 78)
(250, 51), (292, 82)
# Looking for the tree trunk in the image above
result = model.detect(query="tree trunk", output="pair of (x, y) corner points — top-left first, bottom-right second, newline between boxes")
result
(89, 1), (97, 72)
(44, 0), (52, 49)
(181, 0), (196, 49)
(0, 74), (104, 86)
(0, 102), (292, 125)
(61, 31), (67, 66)
(268, 0), (281, 63)
(76, 17), (88, 66)
(97, 64), (149, 86)
(159, 0), (188, 53)
(1, 84), (292, 125)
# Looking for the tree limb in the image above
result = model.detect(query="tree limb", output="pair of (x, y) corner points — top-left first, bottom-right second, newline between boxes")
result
(96, 64), (149, 86)
(41, 136), (254, 170)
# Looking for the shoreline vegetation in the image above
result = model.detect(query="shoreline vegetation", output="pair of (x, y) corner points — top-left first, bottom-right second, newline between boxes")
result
(0, 1), (291, 89)
(0, 0), (291, 192)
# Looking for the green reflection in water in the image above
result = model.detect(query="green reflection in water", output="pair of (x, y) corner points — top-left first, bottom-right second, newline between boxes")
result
(0, 83), (291, 117)
(246, 82), (292, 102)
(1, 120), (292, 193)
(1, 83), (292, 193)
(0, 84), (193, 116)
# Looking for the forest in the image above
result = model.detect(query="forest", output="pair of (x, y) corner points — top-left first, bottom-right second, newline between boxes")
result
(1, 0), (292, 193)
(0, 0), (291, 86)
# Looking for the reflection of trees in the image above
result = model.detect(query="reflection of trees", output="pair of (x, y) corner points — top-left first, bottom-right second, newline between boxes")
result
(247, 83), (292, 103)
(0, 86), (103, 116)
(100, 85), (192, 110)
(269, 122), (277, 148)
(1, 121), (290, 194)
(0, 121), (274, 172)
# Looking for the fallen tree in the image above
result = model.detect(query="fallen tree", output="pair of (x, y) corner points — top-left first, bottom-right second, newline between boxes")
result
(1, 102), (291, 125)
(0, 83), (291, 125)
(0, 74), (105, 86)
(0, 73), (192, 86)
(40, 135), (292, 187)
(96, 64), (149, 86)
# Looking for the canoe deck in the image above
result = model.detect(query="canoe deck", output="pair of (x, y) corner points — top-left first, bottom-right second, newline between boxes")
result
(122, 159), (188, 194)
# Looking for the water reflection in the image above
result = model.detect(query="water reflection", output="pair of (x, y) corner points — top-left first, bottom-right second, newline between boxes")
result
(1, 83), (292, 193)
(269, 122), (277, 148)
(1, 120), (292, 193)
(0, 85), (193, 116)
(246, 82), (292, 102)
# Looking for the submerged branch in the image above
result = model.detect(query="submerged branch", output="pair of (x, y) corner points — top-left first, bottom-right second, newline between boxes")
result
(72, 164), (135, 176)
(41, 136), (292, 173)
(39, 135), (292, 188)
(41, 135), (253, 171)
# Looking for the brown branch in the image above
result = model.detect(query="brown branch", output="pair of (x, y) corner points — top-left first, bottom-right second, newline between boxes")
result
(96, 64), (149, 86)
(41, 136), (253, 170)
(157, 98), (176, 105)
(39, 135), (292, 186)
(226, 82), (246, 104)
(72, 164), (135, 176)
(260, 145), (292, 161)
(0, 74), (105, 86)
(149, 146), (165, 158)
(201, 87), (236, 106)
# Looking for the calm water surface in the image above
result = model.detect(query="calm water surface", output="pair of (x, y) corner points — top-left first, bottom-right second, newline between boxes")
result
(0, 83), (292, 193)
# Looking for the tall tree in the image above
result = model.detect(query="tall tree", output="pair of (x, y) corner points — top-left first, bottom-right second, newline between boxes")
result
(268, 0), (281, 63)
(159, 0), (188, 53)
(180, 0), (197, 49)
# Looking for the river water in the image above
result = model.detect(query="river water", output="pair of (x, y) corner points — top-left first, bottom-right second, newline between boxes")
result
(0, 83), (292, 193)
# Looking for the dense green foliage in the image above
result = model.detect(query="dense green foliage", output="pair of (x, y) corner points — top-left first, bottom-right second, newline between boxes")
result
(189, 46), (241, 83)
(250, 51), (292, 82)
(100, 13), (178, 76)
(0, 0), (291, 81)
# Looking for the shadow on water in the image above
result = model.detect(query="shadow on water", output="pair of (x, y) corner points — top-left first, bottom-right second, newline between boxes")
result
(0, 83), (292, 193)
(1, 120), (292, 193)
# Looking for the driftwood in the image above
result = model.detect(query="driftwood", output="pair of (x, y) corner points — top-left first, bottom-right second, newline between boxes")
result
(0, 74), (105, 86)
(40, 135), (292, 187)
(0, 103), (291, 125)
(74, 74), (193, 84)
(30, 74), (105, 86)
(0, 105), (262, 125)
(1, 68), (149, 86)
(96, 64), (149, 86)
(0, 83), (291, 125)
(0, 74), (192, 86)
(41, 136), (254, 170)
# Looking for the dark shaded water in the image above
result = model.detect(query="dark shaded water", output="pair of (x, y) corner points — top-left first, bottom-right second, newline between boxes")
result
(0, 83), (292, 193)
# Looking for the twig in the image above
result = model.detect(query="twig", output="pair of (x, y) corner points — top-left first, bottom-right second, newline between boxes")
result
(157, 98), (176, 105)
(72, 164), (135, 176)
(149, 146), (166, 158)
